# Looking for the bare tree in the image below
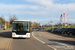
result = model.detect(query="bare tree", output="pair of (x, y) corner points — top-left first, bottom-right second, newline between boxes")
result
(9, 15), (18, 24)
(0, 15), (5, 26)
(32, 22), (40, 27)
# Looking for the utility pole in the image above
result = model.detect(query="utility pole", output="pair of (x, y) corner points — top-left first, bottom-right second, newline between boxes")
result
(5, 16), (6, 29)
(44, 6), (53, 31)
(62, 22), (63, 28)
(51, 10), (53, 31)
(67, 9), (70, 28)
(8, 14), (9, 28)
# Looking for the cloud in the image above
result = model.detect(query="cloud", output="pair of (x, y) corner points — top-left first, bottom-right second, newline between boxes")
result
(30, 17), (60, 23)
(0, 4), (39, 10)
(52, 0), (75, 3)
(26, 0), (75, 11)
(0, 0), (75, 24)
(26, 0), (53, 6)
(69, 19), (75, 23)
(20, 11), (47, 15)
(0, 0), (75, 15)
(53, 3), (75, 11)
(30, 19), (49, 22)
(0, 4), (47, 15)
(25, 0), (75, 24)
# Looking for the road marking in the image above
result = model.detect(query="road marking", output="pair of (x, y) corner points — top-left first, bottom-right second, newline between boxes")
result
(32, 32), (45, 44)
(4, 38), (11, 50)
(9, 39), (13, 50)
(32, 32), (57, 50)
(47, 45), (57, 50)
(41, 32), (65, 40)
(56, 42), (70, 47)
(4, 38), (13, 50)
(41, 32), (71, 47)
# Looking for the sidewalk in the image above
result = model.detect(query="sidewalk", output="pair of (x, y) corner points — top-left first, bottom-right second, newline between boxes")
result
(0, 29), (11, 33)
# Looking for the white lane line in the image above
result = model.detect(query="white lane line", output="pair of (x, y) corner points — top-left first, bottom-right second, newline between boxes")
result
(9, 39), (13, 50)
(32, 32), (57, 50)
(41, 32), (71, 47)
(47, 45), (57, 50)
(56, 42), (70, 47)
(32, 32), (45, 44)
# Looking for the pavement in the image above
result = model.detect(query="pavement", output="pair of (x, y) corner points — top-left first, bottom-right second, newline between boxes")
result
(32, 30), (75, 50)
(0, 30), (53, 50)
(0, 29), (75, 50)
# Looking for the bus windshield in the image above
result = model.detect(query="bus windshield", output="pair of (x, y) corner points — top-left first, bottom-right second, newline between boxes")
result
(12, 21), (30, 31)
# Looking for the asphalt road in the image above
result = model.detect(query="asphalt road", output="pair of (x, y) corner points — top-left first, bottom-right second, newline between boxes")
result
(33, 30), (75, 50)
(0, 30), (53, 50)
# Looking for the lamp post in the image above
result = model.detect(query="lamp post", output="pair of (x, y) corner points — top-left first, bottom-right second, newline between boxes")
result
(8, 14), (9, 28)
(5, 16), (6, 29)
(44, 6), (53, 32)
(52, 9), (54, 32)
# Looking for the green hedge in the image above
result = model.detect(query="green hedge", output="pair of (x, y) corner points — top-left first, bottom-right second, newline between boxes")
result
(45, 25), (75, 30)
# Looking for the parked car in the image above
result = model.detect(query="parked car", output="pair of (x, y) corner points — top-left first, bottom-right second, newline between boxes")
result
(47, 29), (52, 32)
(53, 28), (57, 32)
(67, 28), (75, 36)
(60, 28), (68, 34)
(54, 28), (61, 33)
(57, 28), (64, 33)
(62, 28), (72, 34)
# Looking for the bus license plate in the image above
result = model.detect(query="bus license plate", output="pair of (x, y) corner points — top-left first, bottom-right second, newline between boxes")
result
(20, 36), (23, 37)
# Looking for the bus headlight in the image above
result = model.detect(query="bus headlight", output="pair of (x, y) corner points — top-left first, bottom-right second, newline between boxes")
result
(28, 34), (30, 36)
(27, 34), (30, 36)
(12, 33), (16, 35)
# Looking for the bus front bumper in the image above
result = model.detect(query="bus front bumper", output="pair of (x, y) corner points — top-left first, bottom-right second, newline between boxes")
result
(12, 33), (30, 38)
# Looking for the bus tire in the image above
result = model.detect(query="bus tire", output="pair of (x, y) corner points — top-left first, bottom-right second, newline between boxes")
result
(13, 38), (15, 39)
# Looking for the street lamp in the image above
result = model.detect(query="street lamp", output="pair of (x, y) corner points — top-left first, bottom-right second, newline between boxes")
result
(52, 9), (54, 32)
(44, 6), (54, 32)
(8, 14), (9, 28)
(5, 16), (6, 29)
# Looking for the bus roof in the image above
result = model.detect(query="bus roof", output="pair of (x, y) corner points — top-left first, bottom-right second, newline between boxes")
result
(14, 20), (30, 22)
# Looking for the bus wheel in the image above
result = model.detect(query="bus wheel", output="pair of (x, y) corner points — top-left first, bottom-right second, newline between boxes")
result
(13, 38), (15, 39)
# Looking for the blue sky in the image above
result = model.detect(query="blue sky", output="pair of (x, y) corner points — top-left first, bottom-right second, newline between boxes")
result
(0, 0), (75, 25)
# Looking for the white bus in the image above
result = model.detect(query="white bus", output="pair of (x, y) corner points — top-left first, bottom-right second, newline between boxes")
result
(12, 20), (30, 38)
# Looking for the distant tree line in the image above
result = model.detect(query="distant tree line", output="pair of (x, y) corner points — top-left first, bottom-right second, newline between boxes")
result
(0, 15), (18, 28)
(9, 15), (18, 24)
(31, 22), (40, 28)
